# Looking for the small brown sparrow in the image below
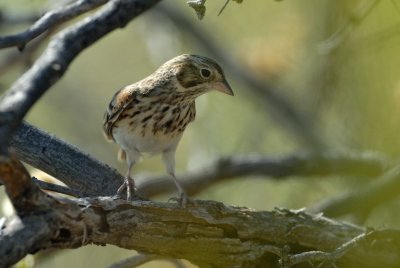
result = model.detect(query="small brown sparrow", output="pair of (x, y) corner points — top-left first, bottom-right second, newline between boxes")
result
(103, 54), (233, 205)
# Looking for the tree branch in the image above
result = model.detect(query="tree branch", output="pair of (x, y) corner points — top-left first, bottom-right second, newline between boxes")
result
(10, 122), (123, 196)
(0, 0), (161, 154)
(137, 150), (389, 197)
(2, 193), (400, 267)
(312, 165), (400, 218)
(10, 122), (389, 199)
(0, 215), (55, 267)
(32, 177), (84, 197)
(0, 0), (108, 50)
(1, 147), (400, 267)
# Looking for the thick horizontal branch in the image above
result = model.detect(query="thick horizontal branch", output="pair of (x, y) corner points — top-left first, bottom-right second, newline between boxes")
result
(2, 195), (400, 267)
(0, 0), (161, 153)
(0, 0), (108, 49)
(10, 122), (389, 199)
(1, 157), (399, 267)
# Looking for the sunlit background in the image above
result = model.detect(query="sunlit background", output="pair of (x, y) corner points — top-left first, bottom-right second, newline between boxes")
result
(1, 0), (400, 267)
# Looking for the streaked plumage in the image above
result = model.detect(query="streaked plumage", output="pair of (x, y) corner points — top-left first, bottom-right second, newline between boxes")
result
(103, 54), (233, 205)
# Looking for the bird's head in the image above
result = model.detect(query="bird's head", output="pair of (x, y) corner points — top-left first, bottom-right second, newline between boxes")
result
(161, 54), (234, 98)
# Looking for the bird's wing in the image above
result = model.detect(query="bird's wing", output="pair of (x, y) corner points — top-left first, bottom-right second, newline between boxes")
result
(103, 84), (138, 142)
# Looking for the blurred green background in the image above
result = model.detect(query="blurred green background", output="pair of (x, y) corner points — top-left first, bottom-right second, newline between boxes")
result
(1, 0), (400, 267)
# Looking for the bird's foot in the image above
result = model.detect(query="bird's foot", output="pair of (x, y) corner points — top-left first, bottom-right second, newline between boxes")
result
(168, 191), (192, 208)
(116, 176), (135, 201)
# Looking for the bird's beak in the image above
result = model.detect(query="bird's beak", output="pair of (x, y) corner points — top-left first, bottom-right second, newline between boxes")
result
(213, 80), (234, 96)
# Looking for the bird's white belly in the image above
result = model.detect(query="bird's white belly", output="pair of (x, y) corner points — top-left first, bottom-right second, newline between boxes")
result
(113, 125), (181, 155)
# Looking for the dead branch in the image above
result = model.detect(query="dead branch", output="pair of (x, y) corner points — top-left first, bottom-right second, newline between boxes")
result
(31, 177), (85, 197)
(1, 160), (399, 267)
(10, 122), (123, 196)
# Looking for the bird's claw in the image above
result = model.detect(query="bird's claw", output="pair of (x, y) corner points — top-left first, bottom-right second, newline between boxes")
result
(168, 192), (192, 207)
(116, 176), (135, 201)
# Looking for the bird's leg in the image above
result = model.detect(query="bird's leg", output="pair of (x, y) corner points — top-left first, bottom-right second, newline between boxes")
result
(169, 172), (189, 207)
(163, 149), (191, 207)
(117, 160), (135, 200)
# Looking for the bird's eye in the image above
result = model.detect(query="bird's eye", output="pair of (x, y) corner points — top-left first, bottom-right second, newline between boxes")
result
(200, 68), (211, 79)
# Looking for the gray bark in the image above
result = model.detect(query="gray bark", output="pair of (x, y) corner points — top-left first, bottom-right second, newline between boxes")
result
(11, 122), (122, 196)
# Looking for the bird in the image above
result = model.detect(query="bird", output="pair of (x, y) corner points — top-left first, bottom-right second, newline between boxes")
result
(103, 54), (233, 206)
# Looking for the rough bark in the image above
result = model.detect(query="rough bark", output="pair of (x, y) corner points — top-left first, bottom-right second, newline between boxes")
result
(1, 192), (400, 267)
(10, 122), (123, 196)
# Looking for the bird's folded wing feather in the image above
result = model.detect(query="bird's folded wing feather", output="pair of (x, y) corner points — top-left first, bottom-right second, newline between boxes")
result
(103, 84), (138, 142)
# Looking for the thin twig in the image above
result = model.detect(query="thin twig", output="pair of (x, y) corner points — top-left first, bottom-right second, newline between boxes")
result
(289, 231), (372, 266)
(218, 0), (230, 16)
(32, 177), (83, 197)
(0, 0), (109, 50)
